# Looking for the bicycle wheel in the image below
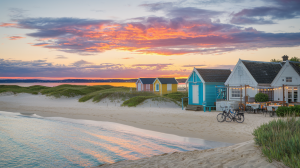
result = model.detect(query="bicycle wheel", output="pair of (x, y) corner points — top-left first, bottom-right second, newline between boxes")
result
(225, 114), (232, 122)
(236, 114), (244, 123)
(217, 113), (226, 122)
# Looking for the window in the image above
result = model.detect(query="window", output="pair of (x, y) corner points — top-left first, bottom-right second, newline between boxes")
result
(146, 84), (150, 90)
(231, 89), (241, 98)
(286, 77), (292, 82)
(167, 84), (172, 91)
(259, 89), (274, 101)
(155, 84), (159, 91)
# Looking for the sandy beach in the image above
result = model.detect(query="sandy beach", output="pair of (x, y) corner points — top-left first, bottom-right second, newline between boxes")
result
(0, 93), (284, 167)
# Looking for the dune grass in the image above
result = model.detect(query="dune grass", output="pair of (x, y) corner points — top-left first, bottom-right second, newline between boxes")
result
(253, 116), (300, 168)
(0, 85), (50, 95)
(0, 84), (187, 107)
(163, 92), (188, 106)
(122, 96), (157, 107)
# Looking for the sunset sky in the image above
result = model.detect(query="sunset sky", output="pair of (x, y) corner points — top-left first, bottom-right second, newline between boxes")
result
(1, 0), (300, 79)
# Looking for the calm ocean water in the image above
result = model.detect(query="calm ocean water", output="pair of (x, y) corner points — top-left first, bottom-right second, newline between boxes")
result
(0, 111), (232, 168)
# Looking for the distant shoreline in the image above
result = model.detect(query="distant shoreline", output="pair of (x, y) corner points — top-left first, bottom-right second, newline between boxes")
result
(0, 79), (188, 83)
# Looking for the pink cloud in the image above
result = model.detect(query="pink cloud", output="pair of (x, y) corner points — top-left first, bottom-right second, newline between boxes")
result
(8, 36), (25, 40)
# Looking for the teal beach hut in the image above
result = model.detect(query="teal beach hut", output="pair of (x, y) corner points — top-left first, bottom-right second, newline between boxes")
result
(186, 68), (231, 107)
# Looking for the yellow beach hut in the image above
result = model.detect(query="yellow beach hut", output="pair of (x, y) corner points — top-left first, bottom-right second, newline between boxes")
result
(153, 78), (178, 96)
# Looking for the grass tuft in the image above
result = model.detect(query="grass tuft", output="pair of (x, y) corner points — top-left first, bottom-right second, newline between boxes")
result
(0, 85), (50, 94)
(122, 96), (156, 107)
(253, 116), (300, 168)
(163, 91), (188, 107)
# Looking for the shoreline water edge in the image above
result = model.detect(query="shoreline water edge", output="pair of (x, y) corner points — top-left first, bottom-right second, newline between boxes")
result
(0, 93), (285, 167)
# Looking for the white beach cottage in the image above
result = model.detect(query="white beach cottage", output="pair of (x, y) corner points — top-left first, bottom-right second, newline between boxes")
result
(271, 59), (300, 103)
(219, 59), (283, 110)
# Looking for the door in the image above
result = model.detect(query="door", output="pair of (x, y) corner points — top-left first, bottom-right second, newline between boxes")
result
(138, 83), (141, 91)
(192, 85), (199, 104)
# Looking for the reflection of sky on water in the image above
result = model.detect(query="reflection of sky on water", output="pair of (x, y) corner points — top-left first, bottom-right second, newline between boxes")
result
(0, 111), (232, 168)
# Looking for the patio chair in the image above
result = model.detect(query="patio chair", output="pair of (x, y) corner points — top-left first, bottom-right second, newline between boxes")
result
(245, 105), (253, 113)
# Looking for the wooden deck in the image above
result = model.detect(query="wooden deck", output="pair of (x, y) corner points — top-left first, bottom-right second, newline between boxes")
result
(185, 105), (203, 111)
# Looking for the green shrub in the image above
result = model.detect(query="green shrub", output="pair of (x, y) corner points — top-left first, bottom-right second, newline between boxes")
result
(255, 93), (269, 102)
(253, 117), (300, 168)
(276, 106), (300, 117)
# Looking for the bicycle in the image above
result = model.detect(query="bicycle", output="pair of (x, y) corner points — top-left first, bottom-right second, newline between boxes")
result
(217, 107), (244, 123)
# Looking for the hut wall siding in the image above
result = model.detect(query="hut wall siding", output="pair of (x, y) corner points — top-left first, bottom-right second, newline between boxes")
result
(205, 83), (225, 106)
(142, 84), (153, 91)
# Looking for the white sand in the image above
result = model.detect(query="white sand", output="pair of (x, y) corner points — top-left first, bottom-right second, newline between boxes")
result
(99, 140), (286, 168)
(0, 93), (284, 168)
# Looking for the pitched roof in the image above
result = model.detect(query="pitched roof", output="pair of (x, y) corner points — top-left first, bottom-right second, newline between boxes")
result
(289, 61), (300, 76)
(196, 69), (231, 83)
(139, 78), (156, 84)
(241, 60), (282, 84)
(157, 78), (178, 84)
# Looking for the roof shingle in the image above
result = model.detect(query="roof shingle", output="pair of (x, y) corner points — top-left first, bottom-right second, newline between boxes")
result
(157, 78), (178, 84)
(139, 78), (156, 84)
(241, 60), (282, 84)
(196, 69), (231, 83)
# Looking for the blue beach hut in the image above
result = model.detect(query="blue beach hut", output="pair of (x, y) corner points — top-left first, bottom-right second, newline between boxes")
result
(186, 68), (231, 109)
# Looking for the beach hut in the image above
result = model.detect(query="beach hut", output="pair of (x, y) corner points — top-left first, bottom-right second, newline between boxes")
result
(136, 78), (156, 91)
(153, 78), (178, 95)
(271, 58), (300, 103)
(186, 68), (231, 109)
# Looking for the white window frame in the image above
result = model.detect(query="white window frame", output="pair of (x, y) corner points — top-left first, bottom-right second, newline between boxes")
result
(167, 84), (172, 91)
(231, 89), (241, 98)
(155, 84), (159, 91)
(286, 77), (292, 82)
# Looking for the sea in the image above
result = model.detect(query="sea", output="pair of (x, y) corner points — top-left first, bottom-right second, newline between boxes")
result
(0, 111), (232, 168)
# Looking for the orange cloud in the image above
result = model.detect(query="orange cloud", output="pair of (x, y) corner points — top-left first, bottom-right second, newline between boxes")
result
(8, 36), (25, 40)
(8, 16), (300, 56)
(0, 23), (17, 27)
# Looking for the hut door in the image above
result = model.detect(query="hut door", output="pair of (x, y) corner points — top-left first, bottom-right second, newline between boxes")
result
(138, 83), (141, 91)
(192, 85), (199, 104)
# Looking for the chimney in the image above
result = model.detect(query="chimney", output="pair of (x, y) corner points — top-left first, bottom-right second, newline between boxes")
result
(282, 55), (289, 61)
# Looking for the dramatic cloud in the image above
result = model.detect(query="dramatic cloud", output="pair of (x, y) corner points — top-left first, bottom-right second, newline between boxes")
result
(0, 59), (189, 78)
(1, 1), (300, 55)
(230, 0), (300, 24)
(8, 36), (25, 40)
